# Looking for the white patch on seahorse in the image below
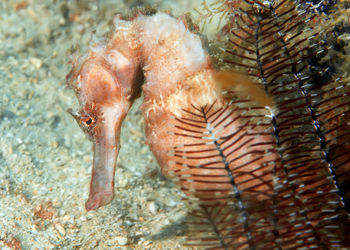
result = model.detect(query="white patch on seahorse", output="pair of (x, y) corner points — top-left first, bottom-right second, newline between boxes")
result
(138, 13), (207, 86)
(106, 50), (131, 73)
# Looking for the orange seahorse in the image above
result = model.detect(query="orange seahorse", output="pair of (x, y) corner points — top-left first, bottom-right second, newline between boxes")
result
(66, 11), (274, 212)
(66, 9), (350, 247)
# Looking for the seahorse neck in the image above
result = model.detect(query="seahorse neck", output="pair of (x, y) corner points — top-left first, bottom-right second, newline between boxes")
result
(137, 13), (210, 98)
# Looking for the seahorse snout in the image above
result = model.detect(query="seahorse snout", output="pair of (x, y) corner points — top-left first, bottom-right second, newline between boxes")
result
(85, 104), (127, 211)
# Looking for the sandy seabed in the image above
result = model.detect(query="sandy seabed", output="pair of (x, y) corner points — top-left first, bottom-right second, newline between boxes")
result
(0, 0), (208, 249)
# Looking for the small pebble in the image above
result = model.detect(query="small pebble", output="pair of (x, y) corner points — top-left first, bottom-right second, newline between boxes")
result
(118, 178), (128, 188)
(62, 214), (71, 222)
(86, 211), (95, 219)
(115, 236), (128, 246)
(51, 141), (59, 148)
(148, 202), (158, 214)
(55, 223), (66, 236)
(83, 155), (91, 162)
(30, 57), (42, 69)
(143, 240), (152, 247)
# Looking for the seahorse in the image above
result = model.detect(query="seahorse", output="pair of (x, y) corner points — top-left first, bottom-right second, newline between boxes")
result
(67, 11), (349, 248)
(67, 11), (270, 206)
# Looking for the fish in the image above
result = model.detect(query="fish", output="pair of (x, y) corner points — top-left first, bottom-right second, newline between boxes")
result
(66, 11), (273, 213)
(66, 5), (350, 248)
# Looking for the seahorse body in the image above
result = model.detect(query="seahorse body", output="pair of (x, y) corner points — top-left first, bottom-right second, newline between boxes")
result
(68, 12), (349, 248)
(68, 12), (272, 209)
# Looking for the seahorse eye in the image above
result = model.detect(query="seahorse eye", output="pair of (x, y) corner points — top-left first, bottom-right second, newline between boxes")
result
(82, 116), (96, 128)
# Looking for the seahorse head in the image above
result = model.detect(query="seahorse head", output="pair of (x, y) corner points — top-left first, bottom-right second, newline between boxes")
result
(67, 29), (142, 210)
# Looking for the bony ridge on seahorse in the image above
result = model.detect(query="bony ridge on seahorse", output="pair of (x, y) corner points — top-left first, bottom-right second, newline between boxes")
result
(67, 11), (275, 211)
